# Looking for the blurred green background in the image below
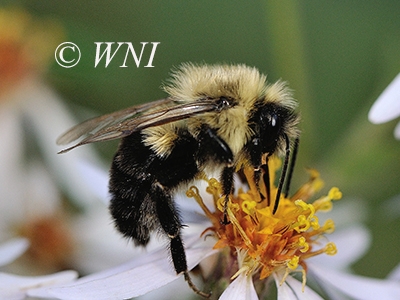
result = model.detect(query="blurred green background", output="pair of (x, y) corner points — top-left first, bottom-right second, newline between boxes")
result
(4, 0), (399, 279)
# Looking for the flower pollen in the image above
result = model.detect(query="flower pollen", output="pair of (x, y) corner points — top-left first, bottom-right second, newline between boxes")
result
(187, 156), (341, 289)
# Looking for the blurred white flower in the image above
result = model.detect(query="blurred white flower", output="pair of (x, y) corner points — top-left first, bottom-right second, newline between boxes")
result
(0, 6), (139, 285)
(0, 238), (29, 267)
(368, 73), (400, 139)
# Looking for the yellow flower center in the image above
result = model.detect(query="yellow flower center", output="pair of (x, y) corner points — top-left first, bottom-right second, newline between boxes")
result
(187, 156), (340, 287)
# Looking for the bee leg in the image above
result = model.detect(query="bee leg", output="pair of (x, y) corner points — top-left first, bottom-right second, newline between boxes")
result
(197, 126), (234, 225)
(109, 160), (156, 246)
(253, 166), (267, 203)
(153, 182), (181, 238)
(248, 137), (266, 202)
(171, 235), (211, 298)
(261, 163), (271, 205)
(198, 126), (233, 166)
(220, 166), (234, 224)
(152, 182), (210, 298)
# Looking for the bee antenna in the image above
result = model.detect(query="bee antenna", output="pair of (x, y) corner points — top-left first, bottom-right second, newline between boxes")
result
(283, 137), (299, 197)
(272, 134), (291, 214)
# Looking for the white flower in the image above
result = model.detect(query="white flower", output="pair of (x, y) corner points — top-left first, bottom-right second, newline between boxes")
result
(28, 206), (390, 300)
(0, 270), (78, 300)
(368, 73), (400, 139)
(25, 161), (400, 300)
(219, 272), (257, 300)
(28, 232), (216, 300)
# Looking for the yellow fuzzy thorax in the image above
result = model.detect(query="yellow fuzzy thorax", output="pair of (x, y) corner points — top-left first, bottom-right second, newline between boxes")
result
(143, 63), (297, 159)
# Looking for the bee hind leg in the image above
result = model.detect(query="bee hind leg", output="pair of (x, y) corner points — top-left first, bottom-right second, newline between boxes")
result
(171, 235), (211, 298)
(152, 182), (210, 298)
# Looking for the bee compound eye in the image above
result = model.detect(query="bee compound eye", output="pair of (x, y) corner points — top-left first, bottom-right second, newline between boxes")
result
(269, 113), (278, 127)
(252, 137), (260, 146)
(216, 96), (234, 111)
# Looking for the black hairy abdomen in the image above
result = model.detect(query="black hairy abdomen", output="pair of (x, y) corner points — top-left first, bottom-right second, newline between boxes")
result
(108, 130), (199, 246)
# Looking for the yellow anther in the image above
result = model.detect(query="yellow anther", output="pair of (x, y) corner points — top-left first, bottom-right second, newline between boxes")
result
(316, 199), (333, 212)
(298, 237), (310, 253)
(242, 200), (257, 216)
(322, 219), (335, 234)
(295, 200), (316, 217)
(328, 187), (342, 200)
(186, 186), (199, 198)
(287, 256), (299, 270)
(296, 215), (310, 232)
(295, 200), (309, 211)
(309, 214), (320, 229)
(324, 242), (337, 255)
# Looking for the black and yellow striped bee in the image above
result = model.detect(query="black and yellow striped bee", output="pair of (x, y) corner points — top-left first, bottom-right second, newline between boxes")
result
(57, 63), (300, 297)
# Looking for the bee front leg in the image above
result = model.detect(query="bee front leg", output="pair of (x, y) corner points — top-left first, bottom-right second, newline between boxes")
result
(197, 126), (234, 225)
(248, 136), (267, 202)
(220, 166), (234, 224)
(197, 126), (234, 166)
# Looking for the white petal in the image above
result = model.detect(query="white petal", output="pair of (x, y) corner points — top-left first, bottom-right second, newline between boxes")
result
(273, 272), (324, 300)
(0, 104), (25, 232)
(369, 73), (400, 124)
(308, 225), (371, 270)
(394, 121), (400, 140)
(34, 245), (215, 300)
(0, 238), (29, 266)
(16, 79), (104, 206)
(380, 193), (400, 220)
(70, 203), (148, 273)
(309, 263), (400, 300)
(219, 273), (258, 300)
(1, 270), (77, 300)
(317, 197), (369, 228)
(75, 158), (110, 205)
(387, 263), (400, 281)
(23, 161), (61, 217)
(138, 274), (198, 300)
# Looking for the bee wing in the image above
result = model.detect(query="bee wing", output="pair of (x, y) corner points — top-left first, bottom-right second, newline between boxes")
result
(58, 97), (220, 153)
(57, 98), (173, 146)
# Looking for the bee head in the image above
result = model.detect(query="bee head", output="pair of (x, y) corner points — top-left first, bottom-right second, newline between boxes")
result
(250, 98), (299, 157)
(259, 104), (289, 154)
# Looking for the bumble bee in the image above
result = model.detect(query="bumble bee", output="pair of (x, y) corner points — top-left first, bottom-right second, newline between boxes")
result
(57, 63), (300, 297)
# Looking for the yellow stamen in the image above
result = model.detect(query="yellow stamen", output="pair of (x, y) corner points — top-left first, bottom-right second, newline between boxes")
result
(322, 219), (335, 234)
(227, 206), (253, 249)
(329, 187), (342, 200)
(324, 242), (338, 256)
(297, 237), (310, 253)
(287, 255), (299, 270)
(186, 158), (340, 293)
